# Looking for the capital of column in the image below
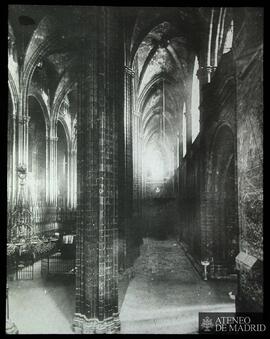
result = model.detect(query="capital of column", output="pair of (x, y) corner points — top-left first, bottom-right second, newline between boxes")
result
(10, 112), (17, 120)
(17, 116), (30, 124)
(133, 110), (140, 118)
(124, 66), (135, 78)
(196, 66), (217, 80)
(47, 136), (58, 142)
(8, 36), (15, 49)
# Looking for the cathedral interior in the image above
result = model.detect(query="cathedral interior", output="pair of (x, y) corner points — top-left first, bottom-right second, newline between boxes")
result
(7, 6), (263, 334)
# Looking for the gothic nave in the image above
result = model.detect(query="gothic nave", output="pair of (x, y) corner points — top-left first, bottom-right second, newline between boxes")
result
(7, 6), (263, 334)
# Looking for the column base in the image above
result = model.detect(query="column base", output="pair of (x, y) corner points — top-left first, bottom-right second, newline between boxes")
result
(6, 319), (19, 334)
(73, 313), (120, 334)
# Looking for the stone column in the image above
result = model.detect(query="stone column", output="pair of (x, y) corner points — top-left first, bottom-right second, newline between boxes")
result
(173, 142), (178, 193)
(54, 137), (58, 205)
(69, 151), (73, 208)
(48, 135), (58, 205)
(24, 115), (30, 172)
(17, 115), (29, 167)
(196, 65), (216, 132)
(17, 114), (23, 167)
(124, 66), (134, 215)
(67, 147), (75, 208)
(16, 113), (30, 206)
(11, 112), (17, 205)
(45, 133), (49, 203)
(74, 150), (77, 208)
(69, 149), (74, 208)
(178, 106), (183, 158)
(7, 112), (12, 205)
(132, 112), (141, 216)
(6, 284), (19, 334)
(67, 149), (71, 208)
(73, 7), (122, 333)
(119, 65), (134, 270)
(138, 130), (143, 215)
(71, 149), (77, 208)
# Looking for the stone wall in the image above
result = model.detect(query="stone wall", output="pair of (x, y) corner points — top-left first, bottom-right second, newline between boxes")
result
(233, 8), (263, 312)
(177, 51), (237, 269)
(171, 8), (263, 310)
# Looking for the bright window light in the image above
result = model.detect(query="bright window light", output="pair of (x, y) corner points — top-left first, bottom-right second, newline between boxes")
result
(183, 102), (187, 157)
(223, 20), (234, 54)
(143, 146), (165, 181)
(191, 56), (200, 143)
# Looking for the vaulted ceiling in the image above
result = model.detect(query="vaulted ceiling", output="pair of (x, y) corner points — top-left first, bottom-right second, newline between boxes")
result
(132, 13), (205, 179)
(8, 5), (212, 180)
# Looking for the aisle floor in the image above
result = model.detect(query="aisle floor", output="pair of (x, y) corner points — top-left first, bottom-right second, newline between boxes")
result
(8, 261), (75, 334)
(120, 238), (236, 334)
(7, 239), (236, 334)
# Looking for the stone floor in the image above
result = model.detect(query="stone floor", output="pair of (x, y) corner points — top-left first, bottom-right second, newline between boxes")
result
(7, 261), (75, 334)
(120, 238), (237, 334)
(7, 238), (237, 334)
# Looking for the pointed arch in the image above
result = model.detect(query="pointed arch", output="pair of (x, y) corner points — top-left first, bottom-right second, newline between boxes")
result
(28, 89), (50, 131)
(57, 114), (72, 153)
